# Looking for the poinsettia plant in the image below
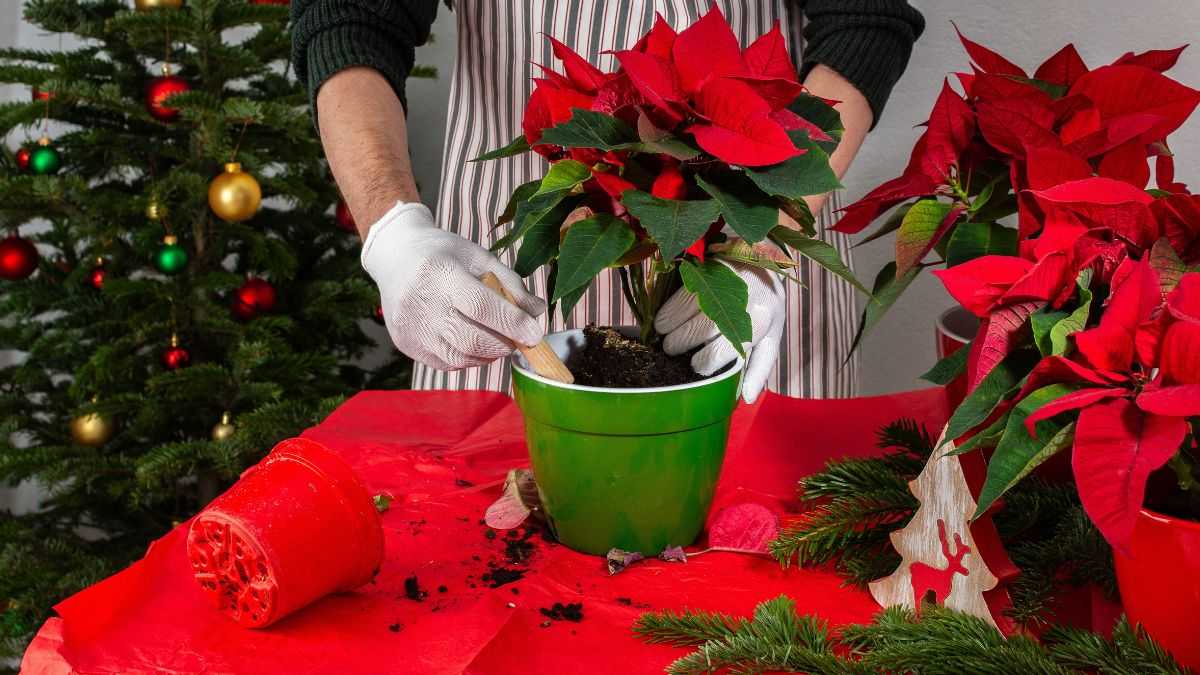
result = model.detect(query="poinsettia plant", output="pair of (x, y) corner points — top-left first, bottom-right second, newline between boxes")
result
(843, 28), (1200, 550)
(477, 5), (865, 349)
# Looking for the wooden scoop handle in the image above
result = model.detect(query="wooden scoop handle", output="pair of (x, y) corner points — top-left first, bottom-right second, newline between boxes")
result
(479, 272), (574, 384)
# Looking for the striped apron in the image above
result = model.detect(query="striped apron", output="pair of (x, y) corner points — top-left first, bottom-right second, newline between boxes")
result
(414, 0), (860, 398)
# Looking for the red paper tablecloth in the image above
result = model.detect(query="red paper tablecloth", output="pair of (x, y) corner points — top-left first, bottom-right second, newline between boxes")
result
(21, 388), (952, 675)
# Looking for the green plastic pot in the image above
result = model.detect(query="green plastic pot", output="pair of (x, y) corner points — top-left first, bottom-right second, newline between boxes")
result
(511, 328), (742, 556)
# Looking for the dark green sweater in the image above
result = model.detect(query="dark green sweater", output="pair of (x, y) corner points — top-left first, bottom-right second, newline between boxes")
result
(291, 1), (924, 126)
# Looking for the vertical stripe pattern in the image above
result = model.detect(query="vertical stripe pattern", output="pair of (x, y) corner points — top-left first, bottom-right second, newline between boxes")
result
(414, 0), (860, 399)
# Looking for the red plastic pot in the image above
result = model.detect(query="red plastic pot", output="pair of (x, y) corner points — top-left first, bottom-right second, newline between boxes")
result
(1113, 507), (1200, 670)
(186, 437), (384, 628)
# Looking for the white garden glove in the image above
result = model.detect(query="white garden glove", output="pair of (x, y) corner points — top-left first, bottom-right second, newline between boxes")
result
(362, 201), (547, 371)
(654, 261), (785, 404)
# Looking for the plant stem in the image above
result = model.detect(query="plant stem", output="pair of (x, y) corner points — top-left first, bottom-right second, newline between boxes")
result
(1168, 452), (1198, 493)
(618, 266), (642, 320)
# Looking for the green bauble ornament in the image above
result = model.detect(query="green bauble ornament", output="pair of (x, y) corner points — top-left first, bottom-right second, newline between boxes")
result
(29, 139), (61, 176)
(154, 235), (188, 275)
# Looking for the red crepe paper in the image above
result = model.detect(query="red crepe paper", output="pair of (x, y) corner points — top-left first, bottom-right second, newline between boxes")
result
(705, 503), (780, 554)
(23, 389), (958, 674)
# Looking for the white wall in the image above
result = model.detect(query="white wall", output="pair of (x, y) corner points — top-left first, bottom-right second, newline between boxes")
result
(4, 1), (1200, 400)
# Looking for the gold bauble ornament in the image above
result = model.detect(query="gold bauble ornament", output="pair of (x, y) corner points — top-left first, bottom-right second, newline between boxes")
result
(208, 162), (261, 223)
(211, 411), (235, 441)
(70, 411), (116, 447)
(134, 0), (184, 10)
(146, 199), (167, 221)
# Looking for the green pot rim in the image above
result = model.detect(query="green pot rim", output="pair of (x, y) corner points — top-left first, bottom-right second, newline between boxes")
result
(511, 326), (745, 395)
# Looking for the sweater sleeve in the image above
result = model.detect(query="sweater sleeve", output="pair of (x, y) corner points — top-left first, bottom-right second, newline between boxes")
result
(796, 0), (925, 127)
(290, 0), (440, 123)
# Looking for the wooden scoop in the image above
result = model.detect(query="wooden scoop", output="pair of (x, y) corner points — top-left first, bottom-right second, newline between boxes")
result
(479, 272), (574, 384)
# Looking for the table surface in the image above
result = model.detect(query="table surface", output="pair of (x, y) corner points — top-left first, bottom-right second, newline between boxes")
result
(21, 388), (951, 675)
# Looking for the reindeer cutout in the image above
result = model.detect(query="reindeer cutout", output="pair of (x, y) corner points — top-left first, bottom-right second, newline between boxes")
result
(869, 428), (1003, 629)
(909, 519), (970, 609)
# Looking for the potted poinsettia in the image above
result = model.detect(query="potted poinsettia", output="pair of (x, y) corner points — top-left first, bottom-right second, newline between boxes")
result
(477, 7), (863, 556)
(842, 29), (1200, 667)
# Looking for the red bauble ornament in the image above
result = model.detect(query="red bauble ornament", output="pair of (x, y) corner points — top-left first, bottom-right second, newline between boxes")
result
(231, 277), (277, 320)
(334, 200), (356, 233)
(15, 147), (32, 171)
(0, 234), (39, 280)
(89, 266), (107, 290)
(371, 305), (385, 325)
(162, 335), (191, 370)
(146, 74), (191, 121)
(32, 86), (53, 102)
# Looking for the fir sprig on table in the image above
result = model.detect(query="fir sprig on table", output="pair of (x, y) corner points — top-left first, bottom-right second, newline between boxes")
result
(767, 419), (929, 584)
(635, 600), (1186, 675)
(766, 419), (1116, 626)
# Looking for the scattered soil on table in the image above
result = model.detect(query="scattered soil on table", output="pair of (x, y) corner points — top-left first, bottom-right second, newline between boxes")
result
(438, 585), (448, 594)
(540, 602), (584, 623)
(388, 623), (402, 632)
(482, 565), (526, 588)
(566, 326), (706, 388)
(404, 575), (428, 602)
(615, 597), (632, 606)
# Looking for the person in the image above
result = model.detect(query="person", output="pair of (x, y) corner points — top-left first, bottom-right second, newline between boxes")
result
(292, 0), (924, 402)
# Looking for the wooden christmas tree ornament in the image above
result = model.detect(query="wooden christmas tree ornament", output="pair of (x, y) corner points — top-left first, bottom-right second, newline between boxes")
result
(869, 426), (1016, 631)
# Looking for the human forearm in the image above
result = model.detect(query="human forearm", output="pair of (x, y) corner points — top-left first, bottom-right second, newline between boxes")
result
(317, 67), (422, 239)
(805, 64), (872, 183)
(779, 65), (873, 230)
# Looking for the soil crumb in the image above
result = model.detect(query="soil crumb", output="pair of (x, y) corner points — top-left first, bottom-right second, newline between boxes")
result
(482, 565), (526, 588)
(540, 602), (584, 623)
(404, 575), (427, 602)
(566, 326), (704, 388)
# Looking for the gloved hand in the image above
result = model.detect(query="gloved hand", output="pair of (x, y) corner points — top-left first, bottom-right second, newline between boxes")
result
(654, 261), (785, 403)
(362, 201), (547, 371)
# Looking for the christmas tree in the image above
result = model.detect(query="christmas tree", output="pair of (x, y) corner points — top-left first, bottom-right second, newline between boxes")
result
(0, 0), (416, 659)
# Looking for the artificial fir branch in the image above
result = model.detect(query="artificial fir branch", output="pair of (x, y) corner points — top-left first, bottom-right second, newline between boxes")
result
(636, 601), (1187, 675)
(768, 419), (928, 580)
(767, 420), (1117, 625)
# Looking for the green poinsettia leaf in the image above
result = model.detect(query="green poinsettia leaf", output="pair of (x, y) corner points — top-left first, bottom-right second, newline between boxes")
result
(788, 93), (844, 152)
(848, 262), (922, 357)
(945, 221), (1018, 267)
(943, 350), (1037, 442)
(696, 173), (777, 244)
(551, 213), (636, 302)
(679, 259), (752, 357)
(473, 134), (531, 162)
(945, 412), (1010, 456)
(921, 340), (971, 385)
(973, 386), (1077, 518)
(895, 199), (959, 277)
(1049, 269), (1094, 356)
(491, 191), (571, 253)
(1031, 308), (1070, 356)
(854, 202), (913, 249)
(514, 221), (561, 277)
(620, 190), (721, 261)
(746, 132), (842, 201)
(496, 179), (542, 227)
(636, 111), (700, 160)
(538, 108), (638, 150)
(533, 159), (591, 197)
(769, 226), (869, 295)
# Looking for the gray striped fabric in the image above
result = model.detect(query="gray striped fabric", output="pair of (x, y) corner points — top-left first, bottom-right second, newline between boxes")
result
(413, 0), (860, 398)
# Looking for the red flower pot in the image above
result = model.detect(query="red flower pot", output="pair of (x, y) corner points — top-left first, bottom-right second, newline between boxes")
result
(186, 438), (384, 628)
(935, 306), (977, 408)
(1114, 507), (1200, 670)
